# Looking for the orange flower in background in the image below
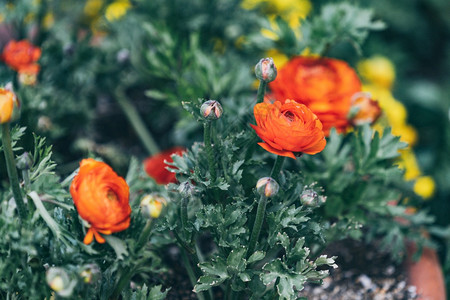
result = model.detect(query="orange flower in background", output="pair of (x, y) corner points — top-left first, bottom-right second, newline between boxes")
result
(251, 100), (326, 159)
(17, 64), (40, 86)
(1, 40), (41, 72)
(70, 159), (131, 244)
(144, 147), (185, 184)
(0, 88), (15, 124)
(269, 56), (361, 135)
(349, 92), (382, 126)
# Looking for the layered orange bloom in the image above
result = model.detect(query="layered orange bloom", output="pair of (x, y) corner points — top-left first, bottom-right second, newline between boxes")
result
(0, 88), (15, 124)
(269, 56), (361, 135)
(144, 147), (185, 184)
(251, 100), (326, 159)
(70, 159), (131, 244)
(349, 92), (382, 126)
(1, 40), (41, 72)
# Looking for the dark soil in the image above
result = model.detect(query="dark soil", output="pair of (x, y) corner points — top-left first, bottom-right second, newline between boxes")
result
(162, 239), (418, 299)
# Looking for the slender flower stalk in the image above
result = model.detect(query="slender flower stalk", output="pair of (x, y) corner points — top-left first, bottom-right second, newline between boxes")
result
(1, 123), (27, 221)
(181, 197), (189, 239)
(270, 156), (285, 181)
(247, 193), (268, 258)
(115, 88), (160, 156)
(256, 80), (267, 103)
(203, 122), (216, 182)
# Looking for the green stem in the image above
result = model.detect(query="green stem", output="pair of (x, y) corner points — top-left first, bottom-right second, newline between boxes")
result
(135, 219), (153, 251)
(247, 194), (268, 258)
(256, 81), (267, 103)
(270, 156), (285, 181)
(110, 265), (136, 300)
(181, 197), (189, 238)
(1, 123), (27, 221)
(22, 170), (30, 191)
(203, 122), (216, 182)
(115, 88), (160, 156)
(111, 219), (153, 299)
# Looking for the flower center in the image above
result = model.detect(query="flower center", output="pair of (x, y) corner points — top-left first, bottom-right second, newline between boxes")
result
(283, 111), (295, 122)
(106, 189), (118, 202)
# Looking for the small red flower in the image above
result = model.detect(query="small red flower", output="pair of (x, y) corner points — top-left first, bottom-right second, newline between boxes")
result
(1, 40), (41, 72)
(144, 147), (185, 184)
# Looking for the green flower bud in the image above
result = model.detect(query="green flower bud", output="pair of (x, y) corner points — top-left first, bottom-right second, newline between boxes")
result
(255, 58), (277, 82)
(46, 267), (76, 298)
(140, 194), (167, 219)
(256, 177), (279, 198)
(178, 181), (195, 198)
(200, 100), (223, 120)
(16, 152), (33, 170)
(300, 189), (326, 206)
(79, 264), (101, 284)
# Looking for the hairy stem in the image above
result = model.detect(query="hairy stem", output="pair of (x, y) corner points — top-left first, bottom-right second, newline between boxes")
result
(270, 155), (285, 181)
(203, 122), (216, 182)
(256, 81), (267, 103)
(247, 194), (268, 257)
(2, 123), (27, 221)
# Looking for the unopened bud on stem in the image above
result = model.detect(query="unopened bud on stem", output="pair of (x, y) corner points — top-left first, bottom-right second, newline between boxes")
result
(255, 58), (277, 82)
(200, 100), (223, 120)
(140, 194), (167, 219)
(256, 177), (279, 198)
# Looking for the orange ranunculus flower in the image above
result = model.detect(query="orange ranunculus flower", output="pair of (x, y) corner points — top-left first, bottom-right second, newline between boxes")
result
(0, 87), (15, 124)
(70, 158), (131, 244)
(18, 64), (40, 86)
(1, 40), (41, 72)
(251, 100), (326, 159)
(349, 92), (382, 126)
(144, 147), (185, 185)
(269, 56), (362, 135)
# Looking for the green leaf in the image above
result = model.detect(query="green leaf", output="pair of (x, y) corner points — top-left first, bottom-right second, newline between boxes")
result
(104, 235), (129, 260)
(248, 251), (265, 264)
(226, 247), (247, 273)
(261, 259), (307, 300)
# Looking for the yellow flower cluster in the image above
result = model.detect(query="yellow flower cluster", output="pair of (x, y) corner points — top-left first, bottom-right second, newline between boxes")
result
(358, 56), (435, 199)
(242, 0), (311, 61)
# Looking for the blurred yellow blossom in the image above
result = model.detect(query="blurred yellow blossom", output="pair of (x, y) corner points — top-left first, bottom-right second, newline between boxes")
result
(413, 176), (436, 199)
(358, 56), (396, 89)
(84, 0), (103, 19)
(105, 0), (131, 22)
(243, 0), (311, 38)
(397, 149), (421, 181)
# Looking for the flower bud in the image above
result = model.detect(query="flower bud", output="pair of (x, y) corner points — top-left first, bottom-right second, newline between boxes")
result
(300, 189), (318, 206)
(16, 152), (34, 170)
(178, 181), (195, 198)
(200, 100), (223, 120)
(0, 84), (20, 124)
(256, 177), (279, 198)
(140, 194), (167, 219)
(348, 92), (382, 126)
(255, 58), (277, 82)
(79, 264), (101, 284)
(300, 189), (326, 206)
(46, 267), (76, 297)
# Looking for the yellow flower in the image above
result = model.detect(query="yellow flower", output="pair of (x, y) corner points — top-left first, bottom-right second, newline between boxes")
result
(105, 0), (131, 21)
(358, 56), (396, 90)
(413, 176), (436, 199)
(84, 0), (103, 19)
(0, 88), (16, 124)
(243, 0), (311, 38)
(397, 149), (421, 181)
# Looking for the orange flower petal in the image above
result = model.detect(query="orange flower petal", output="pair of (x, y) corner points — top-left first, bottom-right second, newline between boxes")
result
(257, 142), (296, 159)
